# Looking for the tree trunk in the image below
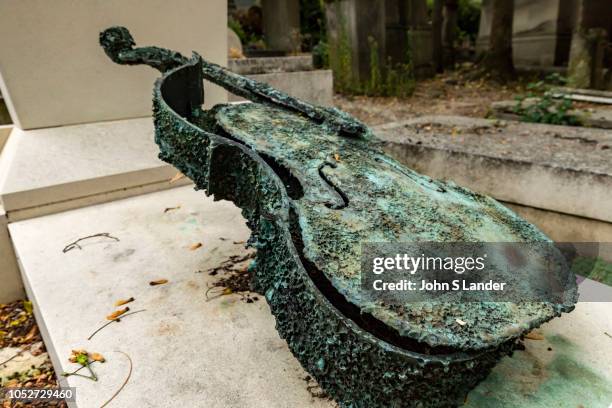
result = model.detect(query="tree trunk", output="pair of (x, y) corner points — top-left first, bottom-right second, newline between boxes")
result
(432, 0), (444, 72)
(482, 0), (515, 80)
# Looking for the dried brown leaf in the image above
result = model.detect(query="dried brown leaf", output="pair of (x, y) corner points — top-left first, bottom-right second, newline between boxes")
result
(91, 352), (106, 363)
(114, 297), (135, 307)
(189, 242), (203, 251)
(106, 307), (129, 321)
(149, 279), (169, 286)
(23, 325), (38, 342)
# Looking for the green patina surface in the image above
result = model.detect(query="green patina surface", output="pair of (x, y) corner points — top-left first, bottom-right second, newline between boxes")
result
(213, 103), (573, 351)
(468, 335), (612, 407)
(99, 27), (579, 407)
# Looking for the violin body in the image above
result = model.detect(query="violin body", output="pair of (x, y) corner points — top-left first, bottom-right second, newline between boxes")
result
(100, 27), (577, 408)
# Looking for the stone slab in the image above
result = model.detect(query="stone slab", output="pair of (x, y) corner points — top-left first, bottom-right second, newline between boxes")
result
(0, 205), (23, 303)
(10, 186), (332, 408)
(228, 55), (313, 75)
(0, 118), (191, 221)
(376, 115), (612, 225)
(0, 0), (227, 130)
(9, 185), (612, 407)
(228, 70), (334, 106)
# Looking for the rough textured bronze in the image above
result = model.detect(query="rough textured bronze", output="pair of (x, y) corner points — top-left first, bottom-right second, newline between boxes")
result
(100, 27), (577, 407)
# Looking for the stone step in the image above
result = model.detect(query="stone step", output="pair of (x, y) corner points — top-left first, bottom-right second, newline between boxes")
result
(0, 118), (191, 222)
(9, 185), (612, 407)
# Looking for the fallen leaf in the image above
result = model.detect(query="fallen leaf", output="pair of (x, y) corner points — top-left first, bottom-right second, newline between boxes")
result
(525, 331), (544, 340)
(163, 205), (181, 213)
(23, 300), (33, 314)
(114, 297), (135, 307)
(91, 353), (106, 363)
(149, 279), (169, 286)
(24, 325), (38, 342)
(455, 319), (467, 326)
(106, 307), (130, 320)
(169, 172), (185, 184)
(333, 153), (341, 162)
(189, 242), (203, 251)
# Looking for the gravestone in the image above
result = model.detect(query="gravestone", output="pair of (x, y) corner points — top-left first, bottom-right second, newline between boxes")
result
(324, 0), (433, 85)
(262, 0), (301, 53)
(0, 0), (227, 129)
(0, 1), (227, 302)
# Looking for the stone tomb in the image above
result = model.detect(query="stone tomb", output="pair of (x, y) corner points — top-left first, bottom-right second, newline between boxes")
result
(376, 115), (612, 246)
(10, 186), (612, 407)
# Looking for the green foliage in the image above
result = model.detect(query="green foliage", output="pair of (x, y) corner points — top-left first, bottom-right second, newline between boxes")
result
(328, 8), (358, 94)
(300, 0), (327, 51)
(228, 16), (264, 48)
(312, 40), (330, 68)
(426, 0), (481, 43)
(457, 0), (482, 43)
(368, 33), (415, 97)
(330, 31), (414, 97)
(513, 74), (581, 126)
(228, 17), (248, 45)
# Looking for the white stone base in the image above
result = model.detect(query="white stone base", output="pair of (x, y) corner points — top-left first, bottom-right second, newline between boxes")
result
(9, 186), (612, 407)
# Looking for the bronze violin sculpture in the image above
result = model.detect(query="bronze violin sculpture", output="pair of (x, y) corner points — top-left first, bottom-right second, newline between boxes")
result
(100, 27), (577, 408)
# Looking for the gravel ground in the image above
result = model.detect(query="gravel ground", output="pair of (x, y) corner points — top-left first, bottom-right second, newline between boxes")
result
(333, 66), (610, 127)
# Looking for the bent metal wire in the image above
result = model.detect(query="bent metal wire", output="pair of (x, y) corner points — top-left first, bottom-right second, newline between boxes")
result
(100, 27), (577, 408)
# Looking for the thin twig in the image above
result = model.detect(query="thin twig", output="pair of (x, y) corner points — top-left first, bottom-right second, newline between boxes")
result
(0, 345), (30, 366)
(63, 233), (120, 253)
(99, 351), (132, 408)
(62, 360), (101, 380)
(87, 310), (146, 340)
(605, 332), (612, 340)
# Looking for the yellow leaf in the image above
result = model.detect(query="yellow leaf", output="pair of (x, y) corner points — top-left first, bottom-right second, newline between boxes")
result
(106, 307), (129, 320)
(333, 153), (341, 162)
(23, 300), (33, 314)
(169, 172), (185, 184)
(189, 242), (203, 251)
(114, 297), (135, 307)
(149, 279), (169, 286)
(90, 352), (105, 363)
